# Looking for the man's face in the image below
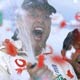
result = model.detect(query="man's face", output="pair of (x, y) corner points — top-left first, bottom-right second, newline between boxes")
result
(71, 34), (80, 77)
(73, 41), (80, 50)
(18, 8), (51, 55)
(71, 41), (80, 76)
(72, 54), (80, 75)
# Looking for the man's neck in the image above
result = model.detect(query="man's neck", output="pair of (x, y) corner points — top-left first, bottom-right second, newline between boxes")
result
(35, 49), (42, 56)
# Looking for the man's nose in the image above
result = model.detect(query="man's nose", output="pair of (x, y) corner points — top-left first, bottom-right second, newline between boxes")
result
(35, 16), (44, 23)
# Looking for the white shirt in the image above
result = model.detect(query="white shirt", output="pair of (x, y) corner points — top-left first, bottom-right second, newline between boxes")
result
(42, 45), (78, 80)
(0, 42), (78, 80)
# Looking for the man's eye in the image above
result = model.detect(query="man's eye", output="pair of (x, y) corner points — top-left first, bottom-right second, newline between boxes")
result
(43, 15), (50, 19)
(31, 13), (38, 18)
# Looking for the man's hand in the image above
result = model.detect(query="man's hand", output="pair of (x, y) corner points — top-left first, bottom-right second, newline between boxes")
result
(27, 63), (55, 80)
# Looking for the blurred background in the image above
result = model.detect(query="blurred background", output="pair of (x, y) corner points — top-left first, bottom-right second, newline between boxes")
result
(0, 0), (80, 55)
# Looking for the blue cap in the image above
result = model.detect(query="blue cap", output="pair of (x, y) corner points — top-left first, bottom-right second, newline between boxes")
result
(22, 0), (56, 14)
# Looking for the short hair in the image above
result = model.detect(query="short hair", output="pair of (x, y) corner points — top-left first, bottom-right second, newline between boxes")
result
(72, 29), (80, 44)
(22, 0), (56, 14)
(62, 28), (80, 51)
(63, 32), (73, 51)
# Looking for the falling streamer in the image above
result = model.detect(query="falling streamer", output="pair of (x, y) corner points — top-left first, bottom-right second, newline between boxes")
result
(16, 10), (36, 64)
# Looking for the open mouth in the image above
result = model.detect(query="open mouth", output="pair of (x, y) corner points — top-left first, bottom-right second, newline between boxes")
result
(32, 27), (44, 41)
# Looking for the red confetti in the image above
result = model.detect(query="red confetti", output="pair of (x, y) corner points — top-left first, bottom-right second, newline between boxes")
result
(16, 68), (26, 74)
(66, 70), (74, 78)
(37, 54), (45, 68)
(15, 59), (27, 67)
(4, 39), (18, 56)
(62, 55), (69, 61)
(16, 68), (23, 74)
(60, 20), (66, 28)
(75, 12), (80, 21)
(51, 55), (65, 64)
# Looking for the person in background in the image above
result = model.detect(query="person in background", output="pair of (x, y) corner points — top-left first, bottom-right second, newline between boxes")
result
(61, 28), (80, 79)
(0, 0), (78, 80)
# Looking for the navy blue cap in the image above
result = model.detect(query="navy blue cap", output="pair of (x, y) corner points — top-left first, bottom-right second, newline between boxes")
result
(22, 0), (56, 14)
